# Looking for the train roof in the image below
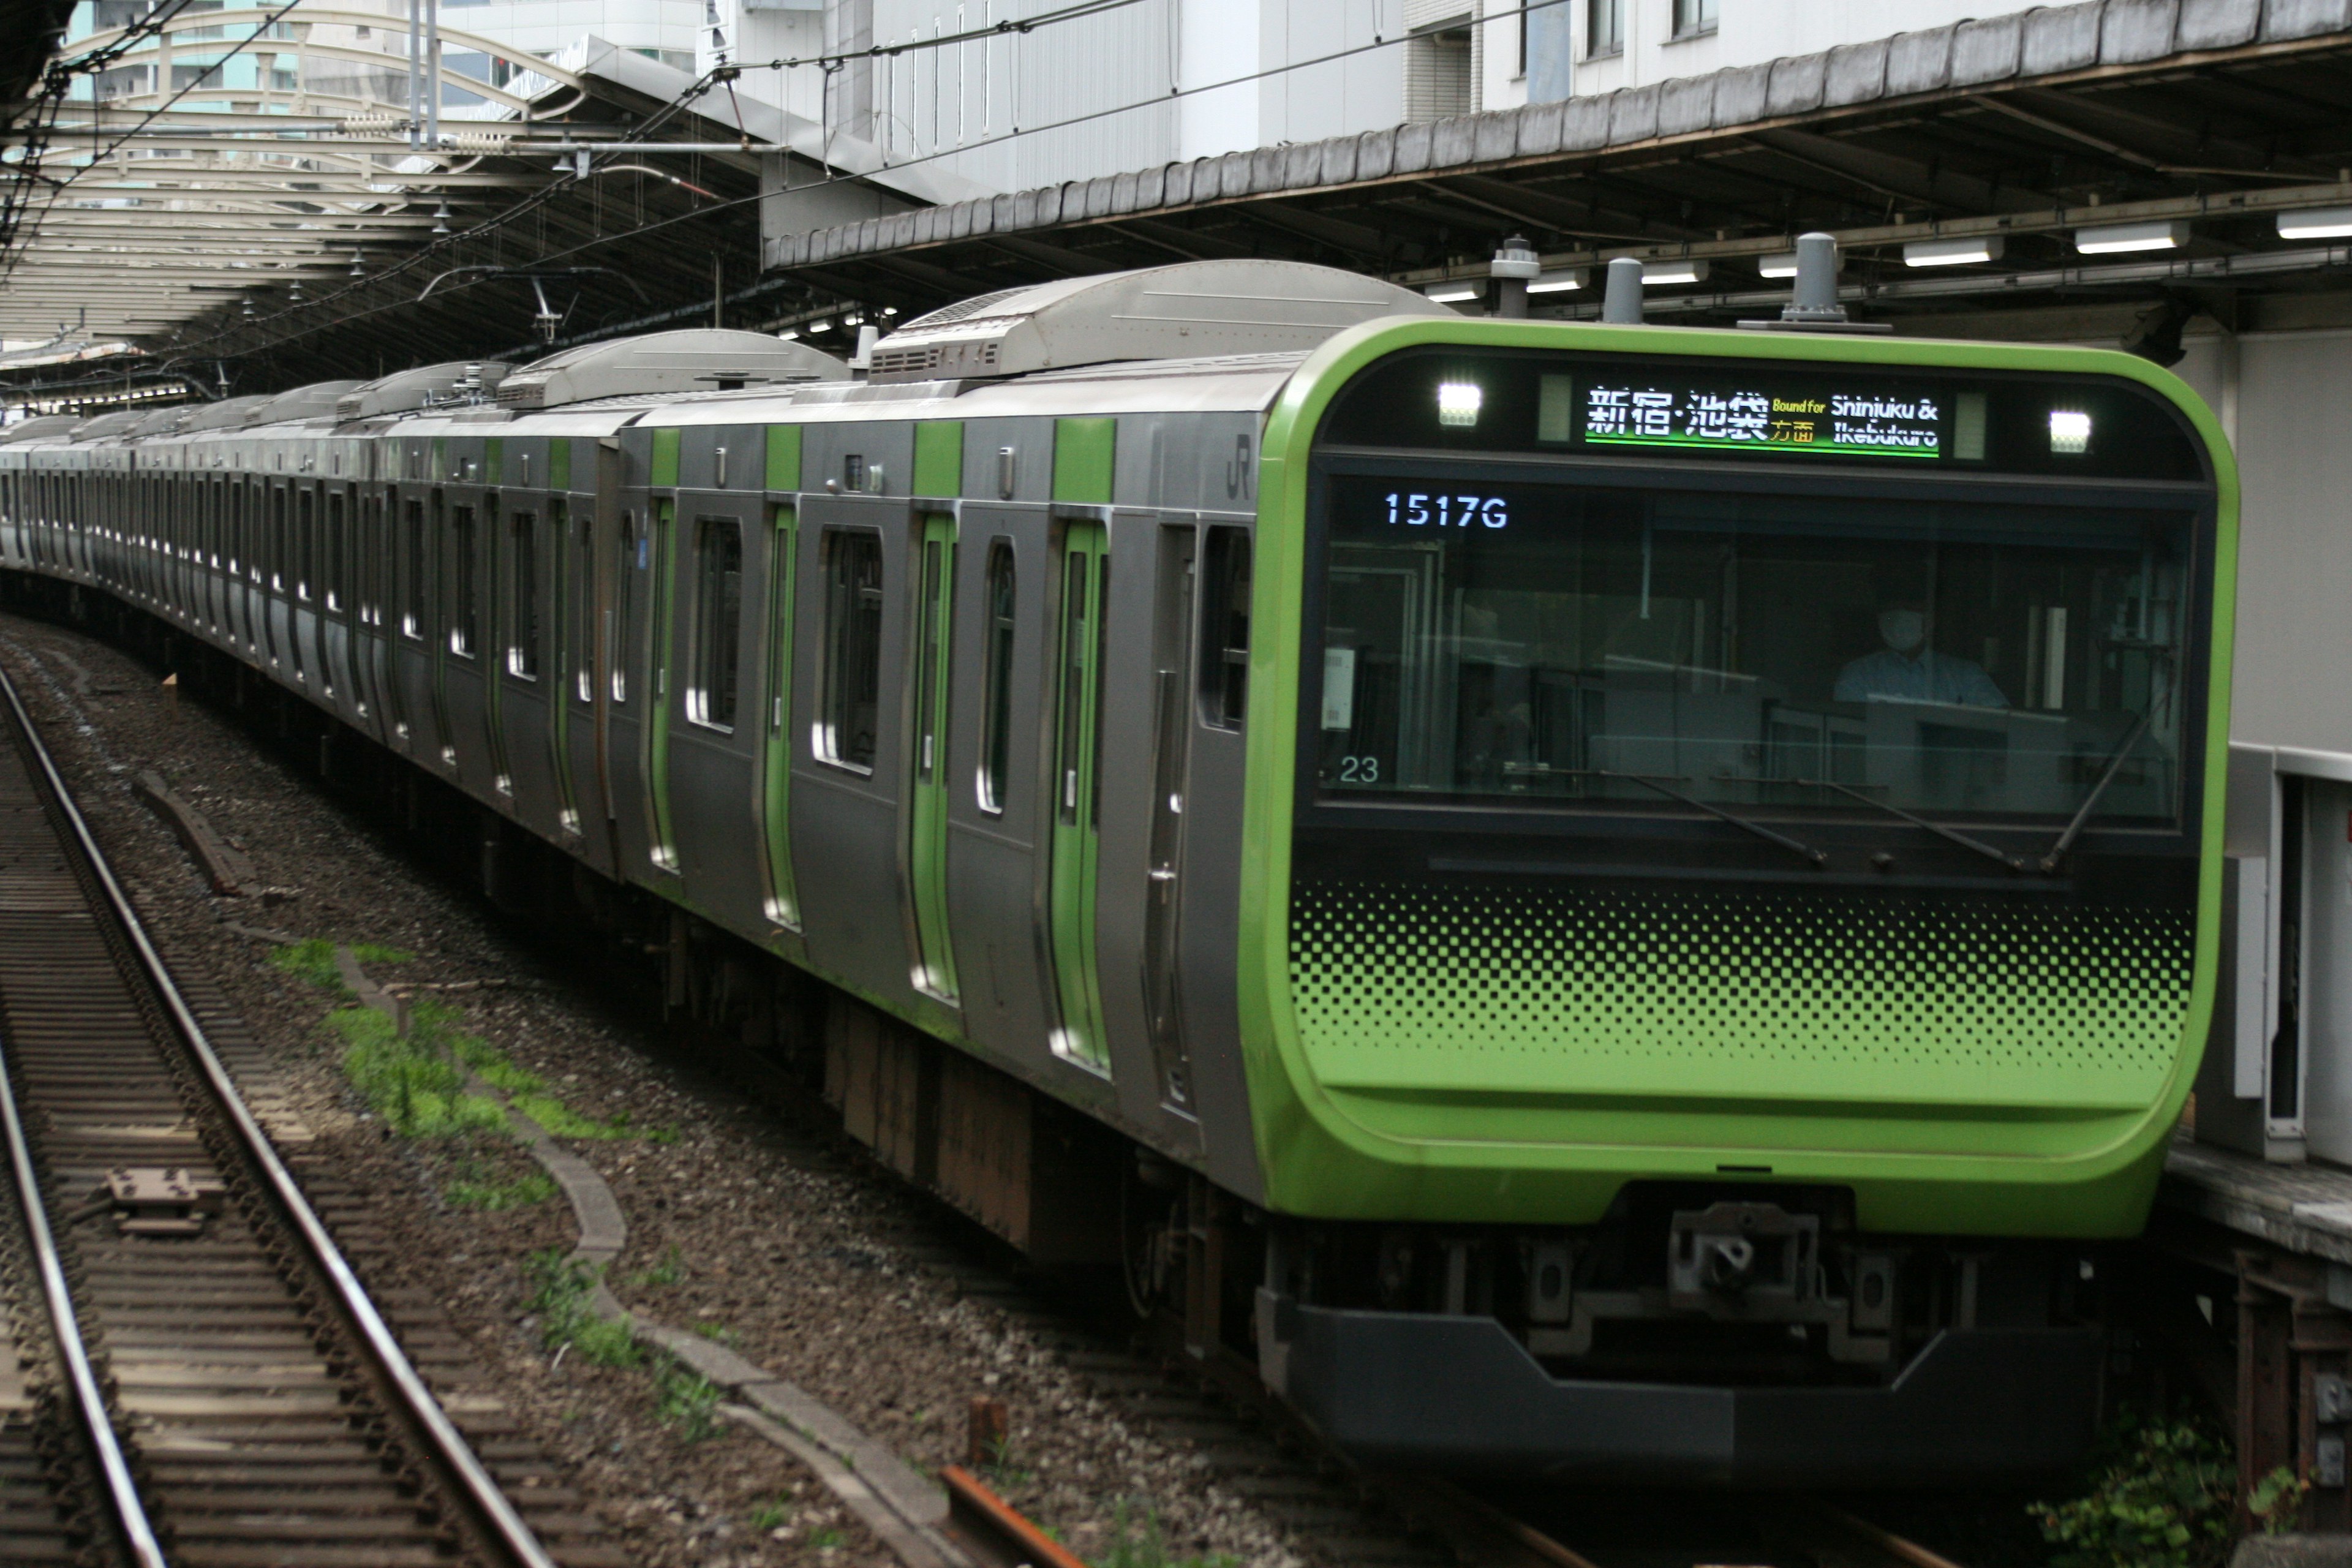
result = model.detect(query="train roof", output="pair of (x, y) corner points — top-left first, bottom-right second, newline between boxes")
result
(338, 361), (511, 421)
(865, 260), (1444, 385)
(67, 410), (145, 442)
(178, 394), (276, 434)
(249, 380), (365, 428)
(0, 414), (82, 445)
(492, 329), (848, 412)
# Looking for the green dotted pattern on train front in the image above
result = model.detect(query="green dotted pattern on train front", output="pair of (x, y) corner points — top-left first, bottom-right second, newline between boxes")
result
(1289, 878), (2194, 1106)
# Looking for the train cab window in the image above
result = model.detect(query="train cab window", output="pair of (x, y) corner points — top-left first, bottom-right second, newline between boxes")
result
(687, 518), (742, 731)
(402, 498), (427, 639)
(450, 505), (479, 658)
(508, 511), (540, 679)
(1310, 478), (2193, 827)
(818, 529), (883, 772)
(1200, 527), (1252, 729)
(614, 511), (636, 703)
(979, 541), (1017, 813)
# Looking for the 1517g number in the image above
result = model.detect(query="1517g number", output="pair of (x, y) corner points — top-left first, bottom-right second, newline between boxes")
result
(1385, 492), (1508, 529)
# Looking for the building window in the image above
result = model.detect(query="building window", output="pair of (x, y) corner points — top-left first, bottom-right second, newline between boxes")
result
(687, 516), (742, 731)
(1404, 9), (1474, 123)
(1588, 0), (1624, 56)
(818, 529), (883, 772)
(978, 540), (1016, 813)
(1672, 0), (1716, 37)
(1199, 527), (1251, 729)
(508, 511), (540, 678)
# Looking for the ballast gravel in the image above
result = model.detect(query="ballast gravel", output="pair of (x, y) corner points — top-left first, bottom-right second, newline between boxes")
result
(0, 610), (1314, 1568)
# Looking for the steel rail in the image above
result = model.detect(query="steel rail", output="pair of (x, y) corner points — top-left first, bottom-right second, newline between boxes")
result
(0, 657), (561, 1568)
(0, 1030), (166, 1568)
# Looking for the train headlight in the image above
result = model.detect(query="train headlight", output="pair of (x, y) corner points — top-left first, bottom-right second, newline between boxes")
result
(1436, 381), (1482, 429)
(2049, 409), (2092, 454)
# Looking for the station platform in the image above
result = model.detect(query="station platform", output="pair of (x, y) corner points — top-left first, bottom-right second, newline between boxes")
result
(2152, 1136), (2352, 1528)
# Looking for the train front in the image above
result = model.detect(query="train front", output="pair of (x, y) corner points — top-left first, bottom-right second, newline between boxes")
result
(1238, 318), (2233, 1483)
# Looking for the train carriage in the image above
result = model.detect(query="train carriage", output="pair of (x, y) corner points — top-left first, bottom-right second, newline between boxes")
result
(0, 256), (2235, 1485)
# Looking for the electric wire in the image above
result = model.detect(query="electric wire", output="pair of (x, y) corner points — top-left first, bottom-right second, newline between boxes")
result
(160, 0), (1574, 361)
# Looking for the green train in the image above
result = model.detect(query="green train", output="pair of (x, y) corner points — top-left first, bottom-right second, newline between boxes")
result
(0, 257), (2233, 1482)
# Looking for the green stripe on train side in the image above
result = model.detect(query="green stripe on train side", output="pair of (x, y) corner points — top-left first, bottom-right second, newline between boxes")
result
(1053, 417), (1114, 504)
(651, 427), (680, 489)
(914, 421), (963, 499)
(1237, 315), (2240, 1235)
(550, 437), (571, 493)
(766, 425), (801, 492)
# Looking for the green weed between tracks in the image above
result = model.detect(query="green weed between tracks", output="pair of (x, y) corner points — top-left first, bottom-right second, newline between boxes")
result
(522, 1248), (641, 1367)
(653, 1354), (726, 1443)
(276, 941), (674, 1142)
(1102, 1500), (1239, 1568)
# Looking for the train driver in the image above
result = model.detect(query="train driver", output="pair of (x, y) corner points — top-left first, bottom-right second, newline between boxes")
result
(1834, 578), (2008, 708)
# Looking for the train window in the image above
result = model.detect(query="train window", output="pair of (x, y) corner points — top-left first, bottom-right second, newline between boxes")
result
(324, 489), (345, 611)
(565, 503), (592, 703)
(270, 486), (287, 591)
(509, 511), (540, 679)
(296, 486), (315, 600)
(978, 541), (1016, 813)
(688, 517), (742, 731)
(614, 511), (636, 703)
(818, 529), (883, 772)
(1200, 527), (1252, 729)
(402, 498), (426, 638)
(450, 505), (478, 658)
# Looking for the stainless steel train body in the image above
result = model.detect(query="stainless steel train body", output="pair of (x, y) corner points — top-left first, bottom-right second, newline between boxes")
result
(0, 260), (2234, 1485)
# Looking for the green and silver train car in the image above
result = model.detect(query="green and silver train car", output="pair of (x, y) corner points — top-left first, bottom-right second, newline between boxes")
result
(0, 260), (2233, 1483)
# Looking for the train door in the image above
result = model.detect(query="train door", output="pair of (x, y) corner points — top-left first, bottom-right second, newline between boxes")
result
(760, 496), (800, 929)
(548, 494), (579, 832)
(563, 439), (621, 874)
(1048, 521), (1111, 1072)
(1144, 524), (1197, 1115)
(907, 513), (959, 1001)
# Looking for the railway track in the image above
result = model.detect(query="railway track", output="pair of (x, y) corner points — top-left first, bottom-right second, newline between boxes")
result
(0, 658), (577, 1568)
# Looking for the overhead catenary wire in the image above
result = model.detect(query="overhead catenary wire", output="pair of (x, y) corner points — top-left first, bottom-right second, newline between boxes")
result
(163, 0), (1574, 361)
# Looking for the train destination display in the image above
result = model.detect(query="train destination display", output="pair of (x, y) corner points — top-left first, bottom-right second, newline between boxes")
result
(1573, 375), (1947, 459)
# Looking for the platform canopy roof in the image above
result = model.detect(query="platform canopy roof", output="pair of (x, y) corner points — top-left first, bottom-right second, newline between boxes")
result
(769, 0), (2352, 333)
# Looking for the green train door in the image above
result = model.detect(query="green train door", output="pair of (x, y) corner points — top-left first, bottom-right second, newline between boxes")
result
(1048, 522), (1110, 1071)
(646, 497), (680, 872)
(908, 514), (960, 1001)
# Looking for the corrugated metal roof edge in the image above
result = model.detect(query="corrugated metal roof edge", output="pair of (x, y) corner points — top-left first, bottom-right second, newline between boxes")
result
(773, 0), (2350, 273)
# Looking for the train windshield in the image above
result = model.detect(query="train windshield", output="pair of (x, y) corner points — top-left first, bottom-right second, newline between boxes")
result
(1310, 473), (2192, 826)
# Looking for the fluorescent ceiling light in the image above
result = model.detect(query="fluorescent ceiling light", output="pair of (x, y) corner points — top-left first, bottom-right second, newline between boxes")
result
(1423, 281), (1482, 303)
(2074, 219), (2188, 254)
(2277, 205), (2352, 240)
(1904, 235), (2004, 267)
(1436, 381), (1482, 427)
(1757, 250), (1844, 279)
(1526, 268), (1587, 293)
(1640, 259), (1709, 285)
